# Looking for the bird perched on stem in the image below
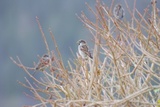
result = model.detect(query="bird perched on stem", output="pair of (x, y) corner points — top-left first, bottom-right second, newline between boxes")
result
(77, 39), (93, 60)
(113, 4), (125, 20)
(35, 54), (52, 71)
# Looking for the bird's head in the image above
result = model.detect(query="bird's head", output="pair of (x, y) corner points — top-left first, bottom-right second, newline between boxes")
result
(77, 39), (86, 45)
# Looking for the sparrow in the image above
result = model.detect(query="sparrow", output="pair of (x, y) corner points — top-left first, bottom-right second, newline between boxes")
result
(77, 39), (93, 59)
(113, 4), (125, 20)
(35, 54), (51, 71)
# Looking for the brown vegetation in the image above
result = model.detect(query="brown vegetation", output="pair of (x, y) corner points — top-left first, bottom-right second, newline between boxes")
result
(11, 0), (160, 106)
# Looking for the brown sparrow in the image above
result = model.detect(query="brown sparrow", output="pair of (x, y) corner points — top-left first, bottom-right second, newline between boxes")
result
(77, 39), (93, 59)
(113, 4), (125, 20)
(35, 54), (51, 71)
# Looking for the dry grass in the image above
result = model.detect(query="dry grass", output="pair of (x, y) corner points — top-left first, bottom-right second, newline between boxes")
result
(11, 0), (160, 107)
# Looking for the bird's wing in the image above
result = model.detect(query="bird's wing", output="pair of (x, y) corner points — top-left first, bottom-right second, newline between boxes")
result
(88, 51), (93, 59)
(81, 44), (89, 53)
(81, 44), (93, 59)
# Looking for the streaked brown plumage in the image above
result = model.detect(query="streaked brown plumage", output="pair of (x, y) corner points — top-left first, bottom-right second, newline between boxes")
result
(77, 39), (93, 59)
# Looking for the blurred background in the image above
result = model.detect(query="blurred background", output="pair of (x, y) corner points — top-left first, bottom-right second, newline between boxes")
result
(0, 0), (158, 106)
